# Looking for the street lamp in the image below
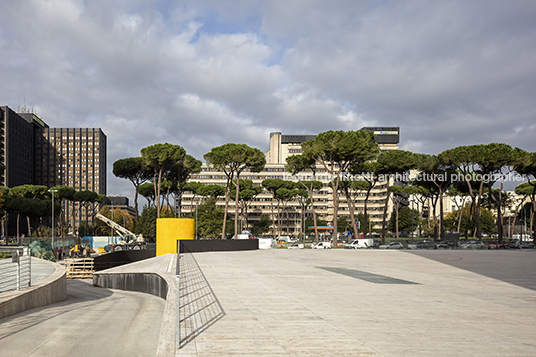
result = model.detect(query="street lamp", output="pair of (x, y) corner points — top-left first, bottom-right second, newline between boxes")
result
(49, 189), (58, 257)
(195, 200), (199, 240)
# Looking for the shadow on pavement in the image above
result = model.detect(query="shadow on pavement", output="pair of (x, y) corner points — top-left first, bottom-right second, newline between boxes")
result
(406, 250), (536, 291)
(179, 252), (225, 349)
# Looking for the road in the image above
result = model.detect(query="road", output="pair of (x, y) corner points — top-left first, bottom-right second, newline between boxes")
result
(406, 249), (536, 290)
(0, 279), (165, 357)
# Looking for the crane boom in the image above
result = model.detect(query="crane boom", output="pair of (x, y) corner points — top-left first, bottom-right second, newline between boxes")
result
(94, 213), (145, 250)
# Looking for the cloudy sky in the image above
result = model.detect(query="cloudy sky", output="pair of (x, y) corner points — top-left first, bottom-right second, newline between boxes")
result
(1, 0), (535, 202)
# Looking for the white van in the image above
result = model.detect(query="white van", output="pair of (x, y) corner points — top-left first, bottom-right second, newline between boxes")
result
(345, 238), (374, 249)
(512, 234), (533, 241)
(258, 238), (276, 249)
(310, 242), (332, 249)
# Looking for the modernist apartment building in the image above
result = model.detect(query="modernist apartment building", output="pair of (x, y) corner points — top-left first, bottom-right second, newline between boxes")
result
(183, 128), (400, 236)
(1, 105), (106, 236)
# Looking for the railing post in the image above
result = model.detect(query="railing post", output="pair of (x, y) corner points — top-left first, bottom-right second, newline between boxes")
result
(15, 249), (20, 290)
(28, 247), (32, 287)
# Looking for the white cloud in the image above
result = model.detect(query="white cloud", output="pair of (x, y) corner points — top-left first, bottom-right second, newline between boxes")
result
(1, 0), (535, 204)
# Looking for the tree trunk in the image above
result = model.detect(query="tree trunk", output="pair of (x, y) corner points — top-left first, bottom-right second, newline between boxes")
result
(308, 188), (319, 243)
(277, 200), (282, 238)
(234, 175), (240, 239)
(27, 216), (31, 237)
(134, 186), (140, 221)
(431, 194), (439, 241)
(395, 203), (399, 239)
(270, 197), (276, 238)
(300, 201), (306, 240)
(17, 214), (20, 244)
(331, 177), (340, 247)
(381, 186), (391, 245)
(439, 187), (445, 241)
(457, 205), (464, 234)
(301, 181), (319, 243)
(363, 185), (374, 237)
(154, 172), (161, 219)
(344, 184), (359, 240)
(221, 176), (232, 240)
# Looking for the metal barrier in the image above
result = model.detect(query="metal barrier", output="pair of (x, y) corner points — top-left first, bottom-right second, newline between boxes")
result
(0, 247), (32, 294)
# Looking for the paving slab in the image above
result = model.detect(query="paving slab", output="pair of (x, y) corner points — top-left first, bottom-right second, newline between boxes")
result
(177, 249), (536, 356)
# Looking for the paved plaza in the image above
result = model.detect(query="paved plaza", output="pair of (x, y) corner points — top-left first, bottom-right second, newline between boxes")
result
(178, 249), (536, 356)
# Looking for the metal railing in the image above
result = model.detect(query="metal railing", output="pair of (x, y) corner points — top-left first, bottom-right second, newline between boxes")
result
(0, 247), (32, 294)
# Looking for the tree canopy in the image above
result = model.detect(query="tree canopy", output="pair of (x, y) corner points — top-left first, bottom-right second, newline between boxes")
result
(204, 143), (265, 239)
(141, 143), (187, 218)
(300, 130), (379, 246)
(113, 157), (152, 220)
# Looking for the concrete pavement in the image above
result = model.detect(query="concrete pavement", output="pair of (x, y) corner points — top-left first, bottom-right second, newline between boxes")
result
(31, 256), (56, 284)
(3, 249), (535, 356)
(177, 249), (536, 356)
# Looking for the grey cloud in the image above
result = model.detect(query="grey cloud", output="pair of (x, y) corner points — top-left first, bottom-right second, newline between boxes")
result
(1, 0), (535, 202)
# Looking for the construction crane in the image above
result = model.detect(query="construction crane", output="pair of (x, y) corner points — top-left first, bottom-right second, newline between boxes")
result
(94, 213), (146, 251)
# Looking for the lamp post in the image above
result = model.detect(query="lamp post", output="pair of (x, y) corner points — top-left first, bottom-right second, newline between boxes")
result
(411, 197), (414, 244)
(195, 200), (198, 240)
(49, 189), (58, 257)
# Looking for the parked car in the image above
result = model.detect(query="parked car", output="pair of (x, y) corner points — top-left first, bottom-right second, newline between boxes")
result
(310, 242), (331, 249)
(379, 242), (404, 249)
(434, 241), (457, 250)
(509, 240), (520, 249)
(288, 243), (305, 249)
(511, 240), (534, 249)
(407, 241), (429, 250)
(488, 241), (509, 249)
(365, 233), (383, 239)
(459, 241), (486, 250)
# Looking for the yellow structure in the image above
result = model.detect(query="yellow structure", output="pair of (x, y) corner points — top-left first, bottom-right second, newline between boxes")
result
(156, 218), (195, 256)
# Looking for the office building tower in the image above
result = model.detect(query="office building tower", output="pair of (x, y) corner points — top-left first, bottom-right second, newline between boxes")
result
(0, 105), (106, 236)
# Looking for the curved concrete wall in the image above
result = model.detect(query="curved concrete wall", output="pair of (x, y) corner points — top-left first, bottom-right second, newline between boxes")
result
(92, 272), (169, 299)
(0, 260), (67, 320)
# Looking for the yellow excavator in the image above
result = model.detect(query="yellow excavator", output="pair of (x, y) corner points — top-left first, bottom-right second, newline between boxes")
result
(69, 240), (91, 258)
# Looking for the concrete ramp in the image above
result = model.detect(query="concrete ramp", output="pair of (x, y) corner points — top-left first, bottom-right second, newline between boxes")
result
(92, 254), (178, 356)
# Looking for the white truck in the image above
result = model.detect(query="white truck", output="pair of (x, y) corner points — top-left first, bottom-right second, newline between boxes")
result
(344, 239), (374, 249)
(277, 236), (297, 243)
(310, 242), (332, 249)
(258, 238), (277, 249)
(94, 213), (146, 251)
(235, 230), (252, 239)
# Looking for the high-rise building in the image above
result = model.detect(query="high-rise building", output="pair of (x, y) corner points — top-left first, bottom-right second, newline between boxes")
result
(0, 106), (47, 188)
(35, 127), (106, 193)
(0, 105), (106, 236)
